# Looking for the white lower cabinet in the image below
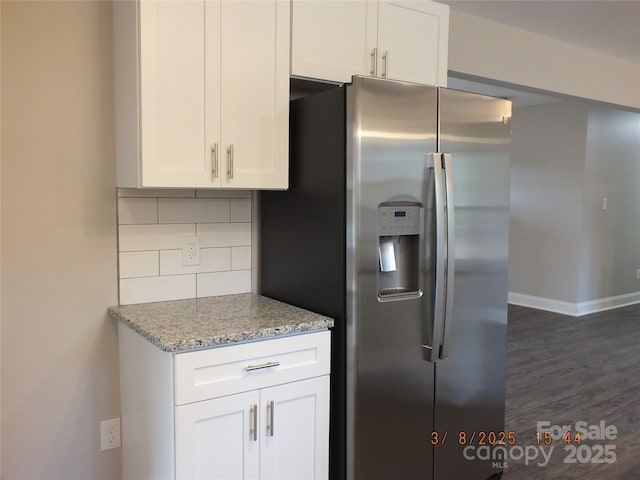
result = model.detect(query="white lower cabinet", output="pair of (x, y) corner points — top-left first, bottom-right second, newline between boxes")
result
(176, 377), (330, 480)
(119, 327), (331, 480)
(175, 391), (260, 479)
(260, 378), (330, 480)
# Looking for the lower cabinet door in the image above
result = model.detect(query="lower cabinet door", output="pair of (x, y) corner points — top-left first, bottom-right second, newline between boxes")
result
(175, 390), (261, 480)
(175, 376), (329, 480)
(260, 376), (330, 480)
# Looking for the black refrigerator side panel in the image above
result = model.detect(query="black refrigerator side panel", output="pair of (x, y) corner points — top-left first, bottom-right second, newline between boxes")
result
(259, 86), (347, 480)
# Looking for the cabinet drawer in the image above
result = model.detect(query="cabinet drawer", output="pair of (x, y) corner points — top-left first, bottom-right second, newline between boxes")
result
(174, 330), (330, 405)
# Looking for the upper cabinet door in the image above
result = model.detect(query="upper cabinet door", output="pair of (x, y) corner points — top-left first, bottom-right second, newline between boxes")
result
(114, 0), (289, 189)
(139, 0), (216, 188)
(291, 0), (378, 84)
(220, 0), (290, 189)
(377, 1), (449, 86)
(205, 0), (223, 187)
(290, 0), (449, 86)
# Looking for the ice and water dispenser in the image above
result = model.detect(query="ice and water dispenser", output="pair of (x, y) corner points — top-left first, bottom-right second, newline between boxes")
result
(377, 203), (423, 300)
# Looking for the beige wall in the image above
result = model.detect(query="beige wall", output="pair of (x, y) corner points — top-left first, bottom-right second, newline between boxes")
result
(1, 2), (120, 478)
(448, 9), (640, 111)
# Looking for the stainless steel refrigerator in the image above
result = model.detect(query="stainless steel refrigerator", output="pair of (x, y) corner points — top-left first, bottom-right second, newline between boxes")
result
(260, 76), (511, 480)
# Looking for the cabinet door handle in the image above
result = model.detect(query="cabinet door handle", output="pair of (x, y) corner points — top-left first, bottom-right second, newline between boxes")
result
(244, 361), (280, 372)
(381, 50), (388, 78)
(370, 47), (377, 76)
(211, 143), (219, 178)
(266, 400), (275, 437)
(249, 404), (258, 441)
(227, 144), (234, 180)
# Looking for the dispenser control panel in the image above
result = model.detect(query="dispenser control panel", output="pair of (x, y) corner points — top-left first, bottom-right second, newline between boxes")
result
(379, 205), (421, 235)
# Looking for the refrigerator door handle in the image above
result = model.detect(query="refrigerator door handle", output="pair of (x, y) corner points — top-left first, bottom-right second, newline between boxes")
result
(424, 153), (446, 362)
(423, 153), (455, 362)
(440, 153), (456, 360)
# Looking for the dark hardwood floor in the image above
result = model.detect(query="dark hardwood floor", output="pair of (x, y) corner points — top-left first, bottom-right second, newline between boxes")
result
(503, 303), (640, 479)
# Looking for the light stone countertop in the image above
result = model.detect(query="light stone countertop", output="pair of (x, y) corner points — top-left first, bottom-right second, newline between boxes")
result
(108, 293), (334, 353)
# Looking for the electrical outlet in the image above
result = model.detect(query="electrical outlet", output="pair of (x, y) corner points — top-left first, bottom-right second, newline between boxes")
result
(100, 418), (121, 451)
(636, 269), (640, 280)
(182, 236), (200, 266)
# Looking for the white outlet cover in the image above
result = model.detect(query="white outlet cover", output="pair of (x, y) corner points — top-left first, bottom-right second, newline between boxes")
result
(100, 418), (121, 451)
(182, 236), (200, 266)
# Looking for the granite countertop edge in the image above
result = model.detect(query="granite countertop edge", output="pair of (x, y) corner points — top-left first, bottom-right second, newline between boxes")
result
(108, 293), (334, 353)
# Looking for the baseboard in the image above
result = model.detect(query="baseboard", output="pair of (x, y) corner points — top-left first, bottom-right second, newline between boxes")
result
(508, 293), (577, 315)
(508, 291), (640, 317)
(575, 291), (640, 316)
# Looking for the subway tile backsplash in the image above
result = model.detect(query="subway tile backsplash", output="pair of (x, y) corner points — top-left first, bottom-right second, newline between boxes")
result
(117, 189), (252, 305)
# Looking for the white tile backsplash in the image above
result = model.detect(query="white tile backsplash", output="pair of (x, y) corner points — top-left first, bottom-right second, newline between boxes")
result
(197, 222), (251, 248)
(119, 224), (196, 251)
(118, 188), (196, 198)
(230, 198), (251, 222)
(117, 198), (158, 225)
(197, 270), (251, 297)
(158, 198), (230, 224)
(159, 248), (231, 276)
(117, 188), (254, 305)
(119, 251), (160, 278)
(231, 246), (252, 270)
(197, 190), (251, 199)
(120, 275), (196, 305)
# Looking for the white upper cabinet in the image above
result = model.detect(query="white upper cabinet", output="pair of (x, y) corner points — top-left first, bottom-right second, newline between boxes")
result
(291, 0), (449, 86)
(376, 1), (449, 85)
(290, 1), (378, 83)
(114, 0), (290, 189)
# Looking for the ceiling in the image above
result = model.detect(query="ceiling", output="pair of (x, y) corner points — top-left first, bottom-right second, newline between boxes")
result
(437, 0), (640, 64)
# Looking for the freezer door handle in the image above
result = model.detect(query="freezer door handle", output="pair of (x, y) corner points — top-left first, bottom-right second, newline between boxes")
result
(440, 153), (456, 359)
(423, 153), (455, 362)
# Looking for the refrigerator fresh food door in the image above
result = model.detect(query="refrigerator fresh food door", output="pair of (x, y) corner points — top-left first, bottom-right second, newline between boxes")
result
(433, 88), (511, 479)
(346, 76), (438, 480)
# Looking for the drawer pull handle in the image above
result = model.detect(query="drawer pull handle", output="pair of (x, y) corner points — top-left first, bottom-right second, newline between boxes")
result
(244, 361), (280, 372)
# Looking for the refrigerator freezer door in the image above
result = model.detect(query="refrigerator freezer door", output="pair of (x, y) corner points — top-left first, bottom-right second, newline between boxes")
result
(434, 88), (511, 479)
(346, 76), (438, 480)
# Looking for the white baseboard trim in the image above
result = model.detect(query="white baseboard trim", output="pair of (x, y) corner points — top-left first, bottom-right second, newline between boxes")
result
(575, 292), (640, 316)
(508, 293), (576, 316)
(508, 291), (640, 317)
